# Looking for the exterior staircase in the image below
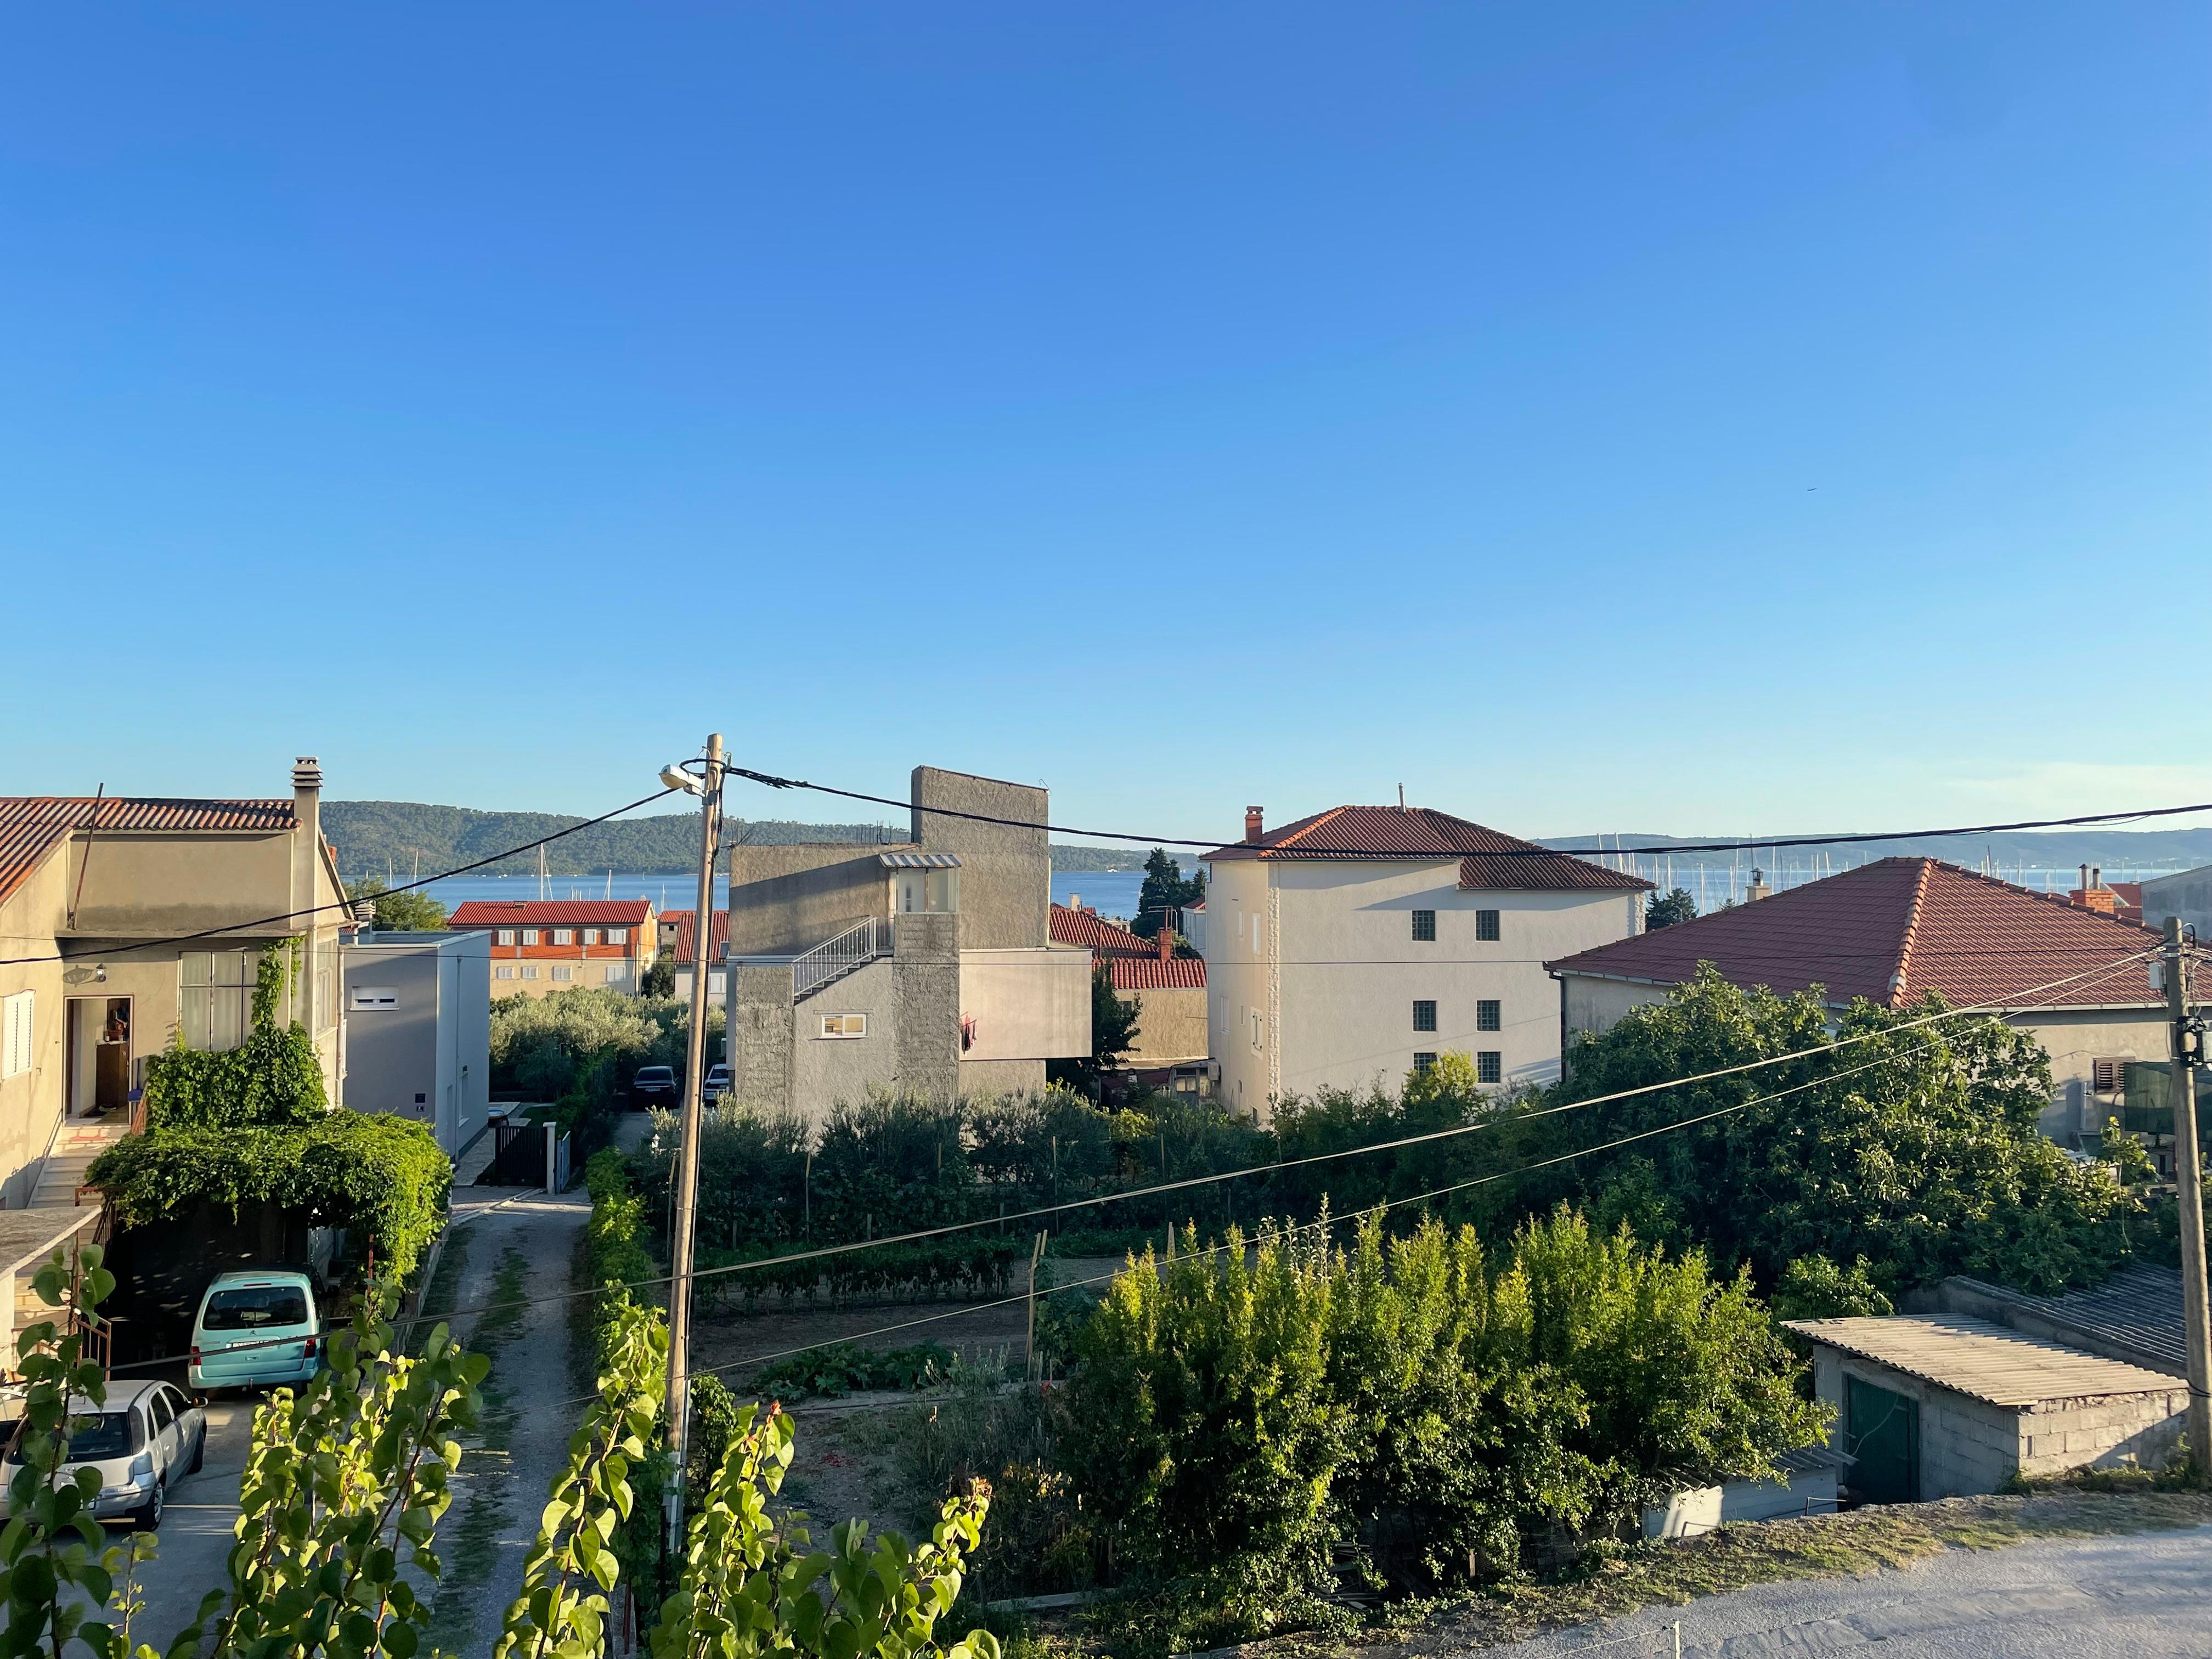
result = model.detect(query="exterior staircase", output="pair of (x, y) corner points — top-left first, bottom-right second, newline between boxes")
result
(791, 918), (888, 1002)
(29, 1119), (131, 1211)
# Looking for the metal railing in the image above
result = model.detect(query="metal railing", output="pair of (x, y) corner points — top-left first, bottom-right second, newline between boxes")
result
(792, 917), (881, 1002)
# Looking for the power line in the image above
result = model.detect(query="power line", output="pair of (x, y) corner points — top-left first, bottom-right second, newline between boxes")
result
(99, 939), (2166, 1379)
(584, 1030), (1960, 1407)
(0, 787), (680, 968)
(727, 763), (2212, 862)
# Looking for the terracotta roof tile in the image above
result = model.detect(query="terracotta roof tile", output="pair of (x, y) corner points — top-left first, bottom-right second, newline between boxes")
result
(1203, 805), (1650, 891)
(1049, 903), (1152, 954)
(1546, 857), (2168, 1011)
(659, 908), (730, 967)
(448, 899), (654, 929)
(1109, 956), (1208, 991)
(0, 796), (297, 910)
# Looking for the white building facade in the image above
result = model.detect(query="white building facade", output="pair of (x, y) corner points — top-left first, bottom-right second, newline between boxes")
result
(1203, 805), (1649, 1118)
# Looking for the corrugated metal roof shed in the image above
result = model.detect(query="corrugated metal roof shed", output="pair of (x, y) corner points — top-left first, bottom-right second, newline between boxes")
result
(1934, 1266), (2188, 1379)
(1784, 1316), (2187, 1408)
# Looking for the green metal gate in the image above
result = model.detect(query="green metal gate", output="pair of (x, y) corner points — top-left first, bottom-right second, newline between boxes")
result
(1846, 1375), (1920, 1504)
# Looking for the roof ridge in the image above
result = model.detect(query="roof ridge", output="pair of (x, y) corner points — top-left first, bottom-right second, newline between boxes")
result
(1276, 806), (1352, 848)
(1887, 858), (1936, 1007)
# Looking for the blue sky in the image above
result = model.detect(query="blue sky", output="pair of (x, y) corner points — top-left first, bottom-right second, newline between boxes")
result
(3, 4), (2205, 844)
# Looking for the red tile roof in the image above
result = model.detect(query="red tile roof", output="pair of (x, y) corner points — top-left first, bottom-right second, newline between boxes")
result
(1545, 857), (2171, 1011)
(1109, 956), (1207, 991)
(448, 899), (654, 929)
(659, 908), (730, 968)
(0, 796), (298, 910)
(1049, 903), (1152, 955)
(1203, 805), (1650, 891)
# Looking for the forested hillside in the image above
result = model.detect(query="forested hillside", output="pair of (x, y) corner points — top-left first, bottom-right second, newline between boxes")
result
(324, 799), (1152, 879)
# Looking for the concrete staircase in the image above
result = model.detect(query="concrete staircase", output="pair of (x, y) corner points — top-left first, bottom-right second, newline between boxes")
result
(29, 1119), (131, 1211)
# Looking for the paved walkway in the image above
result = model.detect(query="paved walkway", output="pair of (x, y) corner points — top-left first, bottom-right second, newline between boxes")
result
(120, 1185), (588, 1654)
(1455, 1524), (2212, 1659)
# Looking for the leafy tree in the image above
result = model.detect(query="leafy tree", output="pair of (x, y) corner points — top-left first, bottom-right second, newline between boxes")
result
(1644, 888), (1698, 930)
(642, 953), (676, 998)
(1131, 848), (1205, 942)
(1771, 1254), (1895, 1321)
(1508, 968), (2137, 1295)
(343, 876), (450, 932)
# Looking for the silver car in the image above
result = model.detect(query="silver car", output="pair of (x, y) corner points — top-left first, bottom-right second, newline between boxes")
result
(0, 1379), (207, 1530)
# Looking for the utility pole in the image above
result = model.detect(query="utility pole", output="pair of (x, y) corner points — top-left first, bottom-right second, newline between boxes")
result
(2163, 917), (2210, 1486)
(663, 733), (725, 1554)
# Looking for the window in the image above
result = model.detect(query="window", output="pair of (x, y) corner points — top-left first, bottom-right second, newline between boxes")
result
(819, 1013), (867, 1038)
(2092, 1059), (2121, 1094)
(149, 1389), (173, 1432)
(180, 951), (259, 1052)
(583, 929), (600, 945)
(1476, 910), (1500, 942)
(607, 928), (628, 945)
(1413, 1000), (1437, 1033)
(496, 929), (516, 946)
(1477, 1000), (1501, 1032)
(2, 990), (32, 1079)
(495, 966), (516, 980)
(603, 963), (629, 984)
(1413, 1052), (1437, 1074)
(521, 930), (540, 946)
(551, 966), (575, 982)
(1411, 909), (1436, 942)
(349, 986), (400, 1012)
(553, 929), (574, 946)
(522, 965), (540, 980)
(708, 972), (726, 996)
(1477, 1051), (1502, 1084)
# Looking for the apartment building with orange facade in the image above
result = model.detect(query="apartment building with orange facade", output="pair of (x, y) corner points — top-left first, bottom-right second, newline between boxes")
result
(446, 899), (657, 998)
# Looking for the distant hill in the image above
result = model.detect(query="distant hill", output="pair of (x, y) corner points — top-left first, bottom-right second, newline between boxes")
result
(1542, 827), (2212, 876)
(324, 800), (1158, 881)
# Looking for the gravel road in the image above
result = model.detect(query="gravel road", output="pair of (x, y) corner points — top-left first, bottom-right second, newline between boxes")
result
(1457, 1523), (2212, 1659)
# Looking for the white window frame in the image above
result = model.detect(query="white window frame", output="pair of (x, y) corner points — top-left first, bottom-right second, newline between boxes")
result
(551, 965), (575, 982)
(349, 986), (399, 1012)
(583, 929), (600, 945)
(817, 1013), (867, 1039)
(521, 930), (540, 946)
(521, 965), (540, 980)
(495, 966), (516, 980)
(606, 928), (628, 945)
(553, 929), (574, 946)
(496, 929), (516, 946)
(2, 990), (33, 1079)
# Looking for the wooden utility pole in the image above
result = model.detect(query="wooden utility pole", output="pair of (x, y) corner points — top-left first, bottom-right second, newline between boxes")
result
(2162, 917), (2210, 1485)
(1025, 1230), (1048, 1381)
(663, 733), (725, 1554)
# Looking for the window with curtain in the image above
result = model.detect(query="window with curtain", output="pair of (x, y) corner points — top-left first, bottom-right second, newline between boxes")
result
(180, 951), (261, 1052)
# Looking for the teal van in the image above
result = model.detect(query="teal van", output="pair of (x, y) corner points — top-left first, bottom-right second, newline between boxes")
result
(189, 1270), (323, 1391)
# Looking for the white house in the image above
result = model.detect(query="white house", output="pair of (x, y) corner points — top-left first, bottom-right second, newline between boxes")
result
(1200, 804), (1650, 1118)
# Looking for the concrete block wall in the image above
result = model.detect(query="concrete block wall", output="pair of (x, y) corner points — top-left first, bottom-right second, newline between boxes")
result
(730, 963), (796, 1114)
(2017, 1389), (2189, 1476)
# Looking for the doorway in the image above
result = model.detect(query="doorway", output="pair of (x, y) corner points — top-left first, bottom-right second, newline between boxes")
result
(65, 996), (133, 1119)
(1846, 1374), (1921, 1504)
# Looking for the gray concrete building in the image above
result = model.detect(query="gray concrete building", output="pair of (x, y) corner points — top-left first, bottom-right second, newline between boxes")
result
(340, 928), (491, 1155)
(725, 766), (1088, 1122)
(1787, 1315), (2190, 1501)
(2140, 863), (2212, 945)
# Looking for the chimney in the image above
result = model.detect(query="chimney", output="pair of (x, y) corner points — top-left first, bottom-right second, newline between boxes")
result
(1158, 926), (1173, 962)
(2080, 864), (2091, 899)
(1244, 806), (1264, 844)
(2091, 865), (2102, 891)
(1746, 867), (1771, 902)
(1067, 893), (1079, 912)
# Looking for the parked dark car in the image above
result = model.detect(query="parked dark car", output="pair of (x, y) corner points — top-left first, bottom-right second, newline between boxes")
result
(631, 1064), (677, 1106)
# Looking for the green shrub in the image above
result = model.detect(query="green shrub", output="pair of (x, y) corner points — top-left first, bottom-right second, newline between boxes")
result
(744, 1340), (962, 1400)
(88, 1113), (449, 1280)
(1771, 1254), (1895, 1321)
(1057, 1207), (1828, 1642)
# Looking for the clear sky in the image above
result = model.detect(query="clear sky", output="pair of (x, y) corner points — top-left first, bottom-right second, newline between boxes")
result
(3, 4), (2205, 844)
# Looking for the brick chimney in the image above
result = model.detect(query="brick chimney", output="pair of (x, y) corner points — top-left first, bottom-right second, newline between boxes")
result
(1244, 806), (1264, 844)
(1746, 866), (1771, 902)
(1158, 927), (1173, 962)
